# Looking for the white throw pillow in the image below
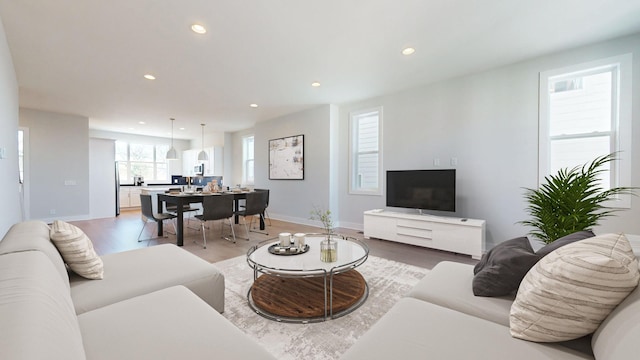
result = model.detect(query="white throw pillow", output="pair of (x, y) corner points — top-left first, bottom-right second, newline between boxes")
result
(50, 220), (104, 280)
(510, 233), (639, 342)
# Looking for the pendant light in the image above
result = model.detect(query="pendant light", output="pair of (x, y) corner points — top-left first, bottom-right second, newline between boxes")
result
(197, 123), (209, 161)
(166, 117), (178, 160)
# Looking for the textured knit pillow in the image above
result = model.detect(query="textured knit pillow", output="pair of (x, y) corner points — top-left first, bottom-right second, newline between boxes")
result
(50, 220), (104, 280)
(472, 237), (540, 297)
(510, 233), (639, 342)
(535, 230), (595, 258)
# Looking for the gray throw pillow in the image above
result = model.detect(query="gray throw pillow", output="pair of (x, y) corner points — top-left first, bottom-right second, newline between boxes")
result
(472, 237), (540, 297)
(535, 230), (595, 258)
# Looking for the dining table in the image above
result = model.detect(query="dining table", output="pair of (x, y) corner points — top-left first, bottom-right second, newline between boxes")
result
(157, 191), (265, 246)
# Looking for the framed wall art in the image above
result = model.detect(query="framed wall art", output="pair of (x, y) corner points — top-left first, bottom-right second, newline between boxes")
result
(269, 134), (304, 180)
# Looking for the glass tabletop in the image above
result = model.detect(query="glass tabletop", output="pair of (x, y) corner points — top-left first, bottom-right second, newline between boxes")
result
(247, 234), (369, 276)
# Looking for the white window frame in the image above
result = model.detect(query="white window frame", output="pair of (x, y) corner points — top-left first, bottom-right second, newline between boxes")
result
(115, 141), (169, 184)
(349, 107), (383, 195)
(242, 135), (255, 185)
(539, 53), (632, 208)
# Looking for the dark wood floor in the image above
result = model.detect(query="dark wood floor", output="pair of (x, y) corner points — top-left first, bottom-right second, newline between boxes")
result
(71, 209), (477, 269)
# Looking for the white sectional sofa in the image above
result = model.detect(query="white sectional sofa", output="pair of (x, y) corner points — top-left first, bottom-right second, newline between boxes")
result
(0, 221), (276, 360)
(341, 260), (640, 360)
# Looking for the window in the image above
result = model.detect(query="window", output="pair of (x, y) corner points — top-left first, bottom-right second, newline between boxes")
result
(116, 141), (170, 183)
(539, 54), (632, 207)
(242, 135), (255, 185)
(350, 107), (382, 195)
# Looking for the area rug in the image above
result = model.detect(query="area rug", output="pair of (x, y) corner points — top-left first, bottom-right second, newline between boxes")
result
(215, 255), (430, 360)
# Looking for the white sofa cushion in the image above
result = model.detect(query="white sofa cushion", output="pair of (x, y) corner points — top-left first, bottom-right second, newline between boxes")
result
(78, 285), (276, 360)
(0, 251), (86, 360)
(50, 220), (104, 280)
(70, 244), (225, 314)
(0, 220), (69, 286)
(341, 297), (592, 360)
(407, 261), (514, 326)
(510, 233), (639, 342)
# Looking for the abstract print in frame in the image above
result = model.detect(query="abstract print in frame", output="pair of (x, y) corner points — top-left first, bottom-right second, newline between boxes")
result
(269, 134), (304, 180)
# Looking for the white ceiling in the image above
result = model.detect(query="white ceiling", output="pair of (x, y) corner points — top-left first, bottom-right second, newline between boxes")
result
(1, 0), (640, 140)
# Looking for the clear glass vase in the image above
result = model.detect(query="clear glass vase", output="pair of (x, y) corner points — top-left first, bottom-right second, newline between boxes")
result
(320, 237), (337, 262)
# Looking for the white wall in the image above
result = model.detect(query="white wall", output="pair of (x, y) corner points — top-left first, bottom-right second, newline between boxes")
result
(229, 128), (254, 188)
(189, 131), (225, 148)
(253, 105), (334, 226)
(328, 104), (341, 224)
(19, 108), (90, 222)
(89, 129), (191, 181)
(223, 132), (233, 186)
(338, 33), (640, 247)
(0, 16), (21, 237)
(89, 138), (115, 219)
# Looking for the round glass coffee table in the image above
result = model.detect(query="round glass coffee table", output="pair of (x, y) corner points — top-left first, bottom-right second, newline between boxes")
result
(246, 234), (369, 323)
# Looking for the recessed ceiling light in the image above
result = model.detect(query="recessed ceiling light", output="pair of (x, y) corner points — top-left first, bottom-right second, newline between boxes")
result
(250, 103), (258, 108)
(191, 24), (207, 34)
(311, 82), (321, 87)
(143, 74), (156, 80)
(402, 47), (416, 55)
(138, 121), (146, 125)
(179, 127), (185, 130)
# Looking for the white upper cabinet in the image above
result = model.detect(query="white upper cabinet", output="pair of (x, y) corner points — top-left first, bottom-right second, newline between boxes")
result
(182, 147), (224, 176)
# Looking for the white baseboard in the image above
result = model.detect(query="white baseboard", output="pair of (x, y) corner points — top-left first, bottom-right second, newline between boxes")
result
(269, 213), (319, 228)
(35, 214), (92, 224)
(338, 221), (364, 232)
(268, 213), (363, 233)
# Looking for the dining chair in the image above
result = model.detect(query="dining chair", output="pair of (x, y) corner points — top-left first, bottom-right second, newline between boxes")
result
(164, 188), (200, 214)
(234, 191), (269, 241)
(193, 194), (236, 248)
(137, 194), (177, 244)
(164, 188), (199, 230)
(252, 189), (271, 227)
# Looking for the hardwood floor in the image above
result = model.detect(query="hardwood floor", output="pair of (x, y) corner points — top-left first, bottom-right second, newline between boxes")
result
(70, 209), (478, 269)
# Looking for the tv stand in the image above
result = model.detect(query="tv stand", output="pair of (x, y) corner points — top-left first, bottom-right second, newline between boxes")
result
(363, 210), (485, 259)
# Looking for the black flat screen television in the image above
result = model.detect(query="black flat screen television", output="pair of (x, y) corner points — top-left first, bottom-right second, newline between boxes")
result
(386, 169), (456, 212)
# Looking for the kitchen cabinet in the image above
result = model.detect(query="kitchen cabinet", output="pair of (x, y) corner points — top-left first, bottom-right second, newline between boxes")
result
(119, 187), (142, 208)
(182, 147), (223, 176)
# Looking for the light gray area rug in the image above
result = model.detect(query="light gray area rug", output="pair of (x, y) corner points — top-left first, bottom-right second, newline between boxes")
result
(216, 255), (430, 360)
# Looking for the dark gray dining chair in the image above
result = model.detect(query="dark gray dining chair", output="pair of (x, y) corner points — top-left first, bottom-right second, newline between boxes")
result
(234, 191), (269, 241)
(193, 194), (236, 248)
(164, 188), (199, 216)
(163, 188), (201, 232)
(252, 189), (271, 227)
(137, 194), (177, 244)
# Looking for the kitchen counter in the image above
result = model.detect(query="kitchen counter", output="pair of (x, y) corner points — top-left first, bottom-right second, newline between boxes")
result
(120, 183), (172, 187)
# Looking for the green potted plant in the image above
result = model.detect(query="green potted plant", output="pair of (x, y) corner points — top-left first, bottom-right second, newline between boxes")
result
(310, 206), (334, 235)
(520, 153), (635, 244)
(310, 206), (337, 262)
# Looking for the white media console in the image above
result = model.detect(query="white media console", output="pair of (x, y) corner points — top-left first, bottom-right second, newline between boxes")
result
(363, 210), (486, 259)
